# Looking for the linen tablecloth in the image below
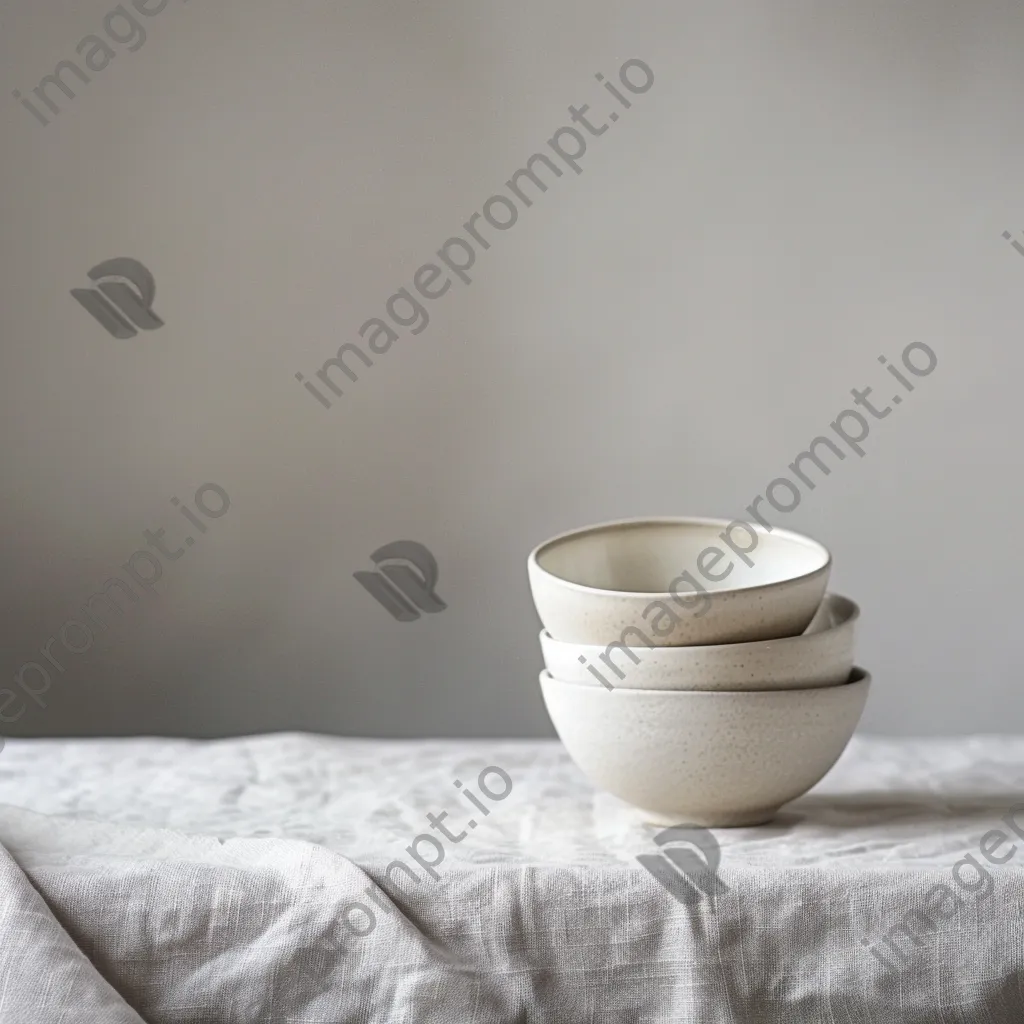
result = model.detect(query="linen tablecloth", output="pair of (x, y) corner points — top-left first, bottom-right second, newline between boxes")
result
(1, 733), (1023, 1023)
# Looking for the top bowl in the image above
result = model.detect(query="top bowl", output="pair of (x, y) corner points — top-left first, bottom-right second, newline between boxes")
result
(527, 517), (831, 646)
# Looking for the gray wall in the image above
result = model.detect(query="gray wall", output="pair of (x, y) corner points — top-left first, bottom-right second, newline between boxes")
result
(0, 0), (1020, 740)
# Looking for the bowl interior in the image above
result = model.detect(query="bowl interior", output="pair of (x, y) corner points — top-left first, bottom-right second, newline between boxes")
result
(801, 593), (858, 635)
(533, 519), (828, 594)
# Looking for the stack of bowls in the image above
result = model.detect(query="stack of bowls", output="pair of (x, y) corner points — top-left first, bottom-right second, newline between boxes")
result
(527, 517), (869, 827)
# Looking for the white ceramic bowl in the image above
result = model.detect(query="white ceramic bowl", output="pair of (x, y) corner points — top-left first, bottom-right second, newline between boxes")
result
(528, 518), (831, 647)
(539, 593), (858, 690)
(539, 668), (870, 826)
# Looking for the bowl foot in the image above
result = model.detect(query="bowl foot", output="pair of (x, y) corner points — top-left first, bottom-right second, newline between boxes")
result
(639, 806), (782, 828)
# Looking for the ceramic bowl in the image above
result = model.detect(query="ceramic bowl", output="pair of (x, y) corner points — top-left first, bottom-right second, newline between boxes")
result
(539, 593), (858, 690)
(539, 667), (870, 826)
(527, 518), (831, 647)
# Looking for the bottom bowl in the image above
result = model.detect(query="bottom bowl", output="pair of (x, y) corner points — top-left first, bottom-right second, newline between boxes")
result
(539, 668), (870, 826)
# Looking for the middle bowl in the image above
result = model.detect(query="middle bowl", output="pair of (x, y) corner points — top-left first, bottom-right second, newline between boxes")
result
(540, 593), (858, 690)
(528, 517), (831, 647)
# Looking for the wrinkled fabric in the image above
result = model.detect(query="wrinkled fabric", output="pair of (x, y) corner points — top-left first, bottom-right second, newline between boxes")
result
(0, 733), (1023, 1023)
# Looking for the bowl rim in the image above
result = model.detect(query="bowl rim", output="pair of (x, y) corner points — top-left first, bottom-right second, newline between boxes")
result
(538, 665), (870, 696)
(527, 516), (832, 599)
(538, 592), (859, 654)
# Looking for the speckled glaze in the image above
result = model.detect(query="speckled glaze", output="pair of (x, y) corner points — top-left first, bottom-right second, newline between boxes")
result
(527, 517), (831, 647)
(540, 593), (858, 690)
(539, 668), (870, 826)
